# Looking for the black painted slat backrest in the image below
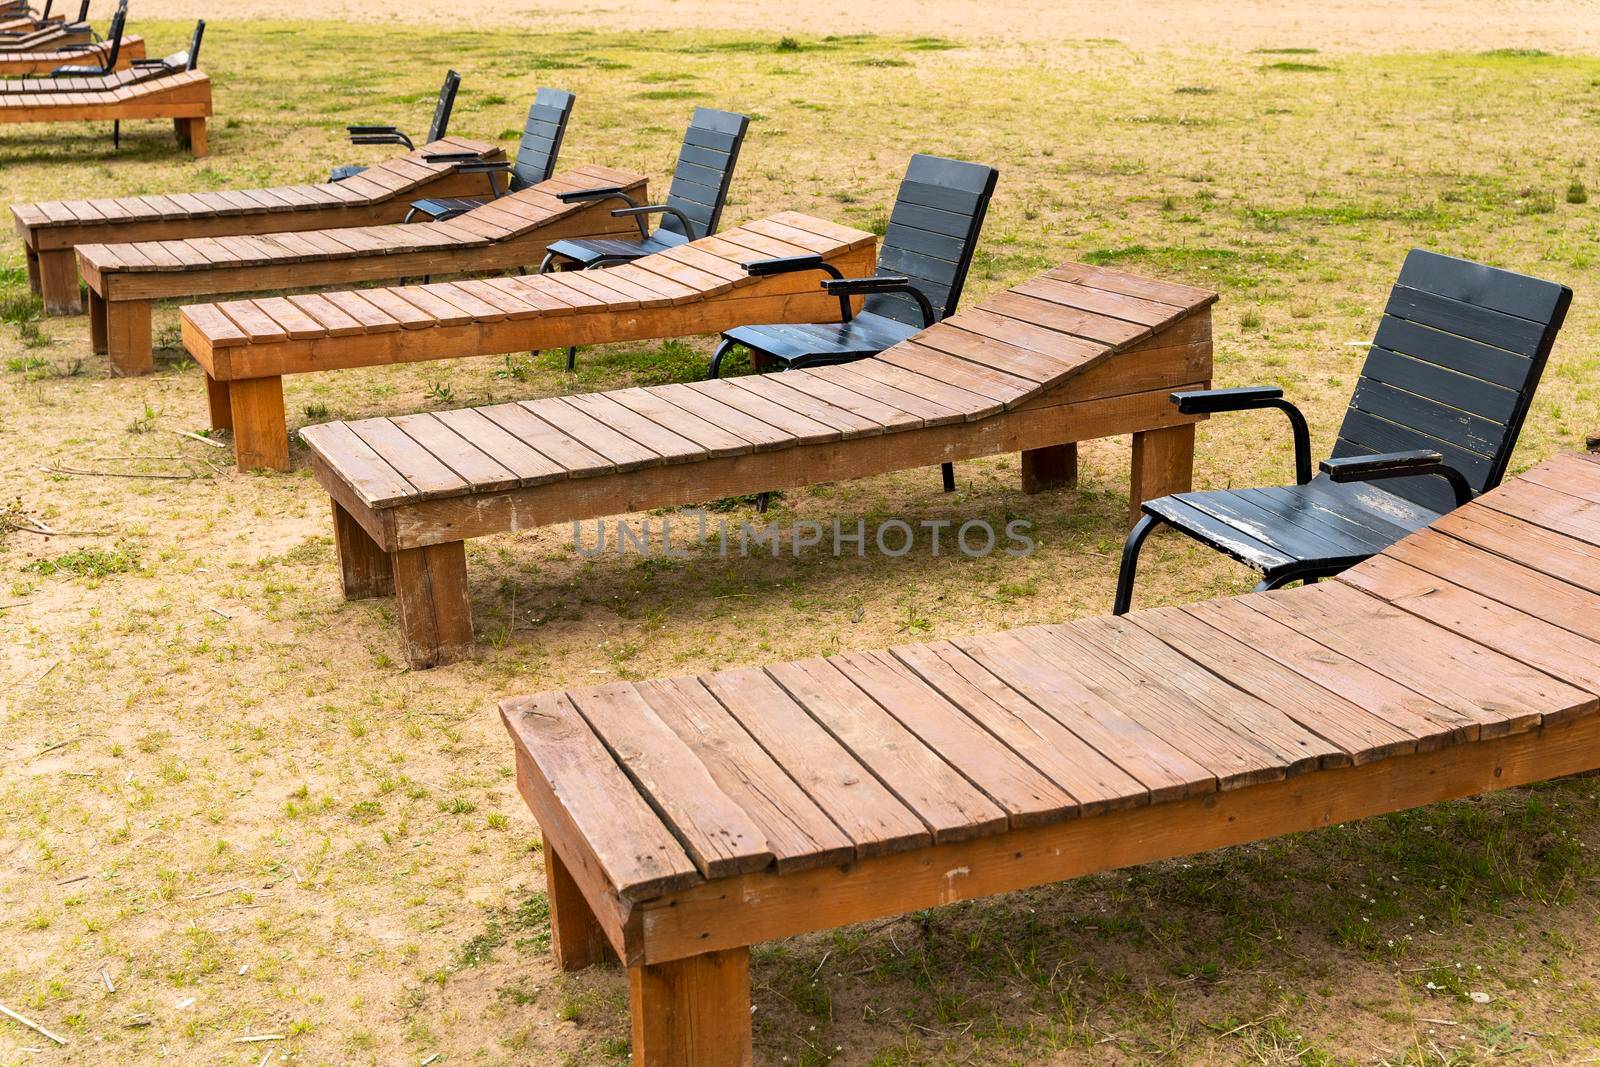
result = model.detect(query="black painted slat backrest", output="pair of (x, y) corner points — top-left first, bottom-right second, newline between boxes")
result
(510, 87), (574, 189)
(1330, 249), (1572, 511)
(99, 3), (123, 68)
(864, 154), (999, 328)
(184, 20), (205, 71)
(426, 70), (462, 145)
(659, 107), (749, 240)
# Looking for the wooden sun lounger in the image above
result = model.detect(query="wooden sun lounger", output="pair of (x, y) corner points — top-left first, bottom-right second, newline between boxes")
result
(0, 34), (141, 74)
(500, 449), (1600, 1065)
(77, 164), (649, 378)
(13, 137), (504, 316)
(0, 67), (210, 155)
(187, 213), (882, 473)
(302, 261), (1214, 667)
(0, 22), (88, 50)
(0, 54), (181, 91)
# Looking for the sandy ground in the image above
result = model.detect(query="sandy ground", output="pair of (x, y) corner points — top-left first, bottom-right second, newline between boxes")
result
(147, 0), (1600, 53)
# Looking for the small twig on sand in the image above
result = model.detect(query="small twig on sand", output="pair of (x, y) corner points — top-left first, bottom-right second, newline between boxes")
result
(173, 429), (227, 449)
(187, 881), (249, 901)
(25, 660), (59, 687)
(0, 1001), (68, 1046)
(101, 970), (115, 994)
(233, 1033), (286, 1044)
(42, 464), (207, 481)
(56, 873), (89, 885)
(28, 733), (79, 758)
(0, 601), (32, 611)
(206, 605), (232, 620)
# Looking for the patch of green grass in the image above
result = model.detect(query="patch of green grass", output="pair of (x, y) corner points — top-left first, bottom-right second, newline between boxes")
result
(1260, 61), (1334, 72)
(1251, 46), (1320, 54)
(1083, 244), (1296, 289)
(1480, 47), (1552, 58)
(25, 547), (139, 578)
(636, 88), (706, 101)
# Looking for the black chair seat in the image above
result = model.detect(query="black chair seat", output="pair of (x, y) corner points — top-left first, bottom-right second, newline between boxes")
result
(546, 230), (688, 268)
(329, 164), (367, 183)
(1143, 476), (1442, 584)
(723, 313), (922, 369)
(408, 196), (481, 222)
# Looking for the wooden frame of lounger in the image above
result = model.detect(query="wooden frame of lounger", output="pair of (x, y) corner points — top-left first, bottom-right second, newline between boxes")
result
(0, 34), (142, 74)
(76, 164), (649, 377)
(12, 138), (506, 317)
(300, 260), (1214, 668)
(498, 450), (1600, 1065)
(183, 213), (883, 473)
(0, 68), (211, 155)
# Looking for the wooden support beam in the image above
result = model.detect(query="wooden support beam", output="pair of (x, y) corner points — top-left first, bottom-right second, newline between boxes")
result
(204, 373), (232, 432)
(391, 540), (474, 669)
(547, 844), (615, 971)
(333, 500), (393, 600)
(629, 947), (752, 1067)
(104, 297), (152, 376)
(87, 288), (107, 355)
(1020, 442), (1078, 494)
(1129, 423), (1195, 527)
(229, 375), (288, 472)
(36, 247), (79, 315)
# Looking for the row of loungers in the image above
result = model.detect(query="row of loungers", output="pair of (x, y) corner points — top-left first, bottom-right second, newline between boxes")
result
(6, 62), (1594, 1066)
(0, 14), (209, 154)
(0, 33), (140, 74)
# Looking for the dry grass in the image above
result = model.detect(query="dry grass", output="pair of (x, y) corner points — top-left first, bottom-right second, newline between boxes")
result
(2, 13), (1600, 1066)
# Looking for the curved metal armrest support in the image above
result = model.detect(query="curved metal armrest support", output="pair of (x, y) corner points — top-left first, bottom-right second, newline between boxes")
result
(743, 255), (850, 320)
(612, 203), (699, 242)
(821, 275), (936, 327)
(1171, 386), (1313, 485)
(1320, 451), (1475, 509)
(347, 125), (412, 149)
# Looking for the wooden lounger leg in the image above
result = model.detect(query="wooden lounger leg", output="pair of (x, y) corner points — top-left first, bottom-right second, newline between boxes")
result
(87, 288), (108, 355)
(104, 297), (153, 376)
(229, 376), (290, 472)
(1129, 424), (1195, 528)
(1021, 443), (1079, 494)
(333, 500), (393, 600)
(176, 117), (207, 157)
(24, 244), (41, 297)
(630, 947), (752, 1067)
(546, 845), (614, 971)
(204, 373), (232, 431)
(36, 248), (81, 316)
(390, 540), (474, 669)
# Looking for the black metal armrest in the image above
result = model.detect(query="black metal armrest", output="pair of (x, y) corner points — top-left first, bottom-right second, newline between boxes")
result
(742, 256), (850, 320)
(1170, 386), (1313, 484)
(347, 124), (400, 135)
(821, 275), (936, 328)
(554, 184), (628, 203)
(449, 161), (511, 174)
(1320, 452), (1474, 509)
(741, 254), (831, 277)
(421, 150), (487, 163)
(350, 133), (413, 149)
(612, 203), (699, 241)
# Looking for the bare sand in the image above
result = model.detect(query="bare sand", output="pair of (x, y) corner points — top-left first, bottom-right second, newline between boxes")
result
(149, 0), (1600, 53)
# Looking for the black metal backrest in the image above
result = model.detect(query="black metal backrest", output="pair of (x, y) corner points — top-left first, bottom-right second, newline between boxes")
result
(426, 69), (461, 145)
(659, 107), (750, 240)
(1330, 249), (1572, 512)
(511, 87), (575, 189)
(864, 153), (999, 328)
(99, 3), (123, 66)
(183, 20), (204, 70)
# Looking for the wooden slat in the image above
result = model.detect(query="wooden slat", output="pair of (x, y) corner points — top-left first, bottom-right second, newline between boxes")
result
(502, 692), (701, 899)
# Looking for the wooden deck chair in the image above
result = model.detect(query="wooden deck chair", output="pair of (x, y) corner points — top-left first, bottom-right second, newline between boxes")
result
(538, 106), (750, 368)
(1113, 250), (1572, 614)
(404, 88), (575, 223)
(47, 0), (125, 75)
(98, 19), (201, 149)
(332, 69), (459, 183)
(708, 153), (998, 502)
